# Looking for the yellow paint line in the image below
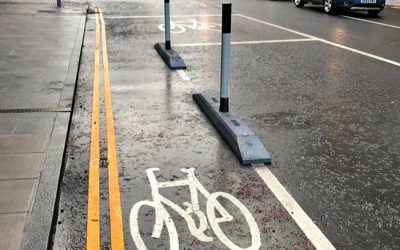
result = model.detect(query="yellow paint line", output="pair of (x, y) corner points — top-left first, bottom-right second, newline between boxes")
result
(100, 10), (126, 249)
(86, 10), (100, 250)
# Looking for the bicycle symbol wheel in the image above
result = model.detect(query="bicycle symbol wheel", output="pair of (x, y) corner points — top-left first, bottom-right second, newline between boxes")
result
(207, 192), (262, 250)
(130, 200), (179, 250)
(157, 23), (186, 34)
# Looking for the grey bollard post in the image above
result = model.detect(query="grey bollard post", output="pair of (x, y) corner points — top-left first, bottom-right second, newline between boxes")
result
(57, 0), (61, 7)
(219, 3), (232, 112)
(164, 0), (171, 50)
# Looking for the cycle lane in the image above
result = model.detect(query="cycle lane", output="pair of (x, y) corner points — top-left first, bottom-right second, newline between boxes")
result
(52, 9), (317, 249)
(101, 3), (400, 247)
(104, 8), (318, 250)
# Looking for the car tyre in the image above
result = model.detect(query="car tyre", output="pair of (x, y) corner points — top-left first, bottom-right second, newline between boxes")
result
(323, 0), (336, 14)
(368, 10), (381, 16)
(294, 0), (305, 8)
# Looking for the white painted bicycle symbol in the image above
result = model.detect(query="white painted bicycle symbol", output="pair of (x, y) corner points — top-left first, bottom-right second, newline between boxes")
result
(130, 168), (261, 250)
(157, 19), (222, 33)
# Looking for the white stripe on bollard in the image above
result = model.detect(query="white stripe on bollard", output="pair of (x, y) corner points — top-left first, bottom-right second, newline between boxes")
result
(220, 33), (231, 99)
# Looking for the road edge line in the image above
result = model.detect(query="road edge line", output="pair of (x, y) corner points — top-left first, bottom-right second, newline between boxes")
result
(253, 165), (336, 250)
(86, 10), (101, 250)
(99, 10), (126, 249)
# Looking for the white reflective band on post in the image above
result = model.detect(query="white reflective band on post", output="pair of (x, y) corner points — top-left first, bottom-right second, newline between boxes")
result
(164, 3), (171, 42)
(220, 33), (231, 99)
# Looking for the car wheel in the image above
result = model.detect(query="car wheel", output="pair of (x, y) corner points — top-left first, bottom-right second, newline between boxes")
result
(323, 0), (336, 14)
(294, 0), (305, 8)
(368, 10), (380, 16)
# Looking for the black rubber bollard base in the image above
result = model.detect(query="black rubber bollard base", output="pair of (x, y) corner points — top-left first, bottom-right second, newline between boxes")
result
(154, 42), (186, 70)
(193, 91), (271, 165)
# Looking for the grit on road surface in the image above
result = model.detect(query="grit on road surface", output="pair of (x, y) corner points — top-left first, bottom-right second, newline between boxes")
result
(53, 0), (400, 249)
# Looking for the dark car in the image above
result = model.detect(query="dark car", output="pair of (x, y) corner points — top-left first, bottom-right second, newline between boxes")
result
(294, 0), (386, 15)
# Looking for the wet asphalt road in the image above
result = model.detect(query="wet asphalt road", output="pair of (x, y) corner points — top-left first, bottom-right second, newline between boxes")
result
(53, 0), (400, 249)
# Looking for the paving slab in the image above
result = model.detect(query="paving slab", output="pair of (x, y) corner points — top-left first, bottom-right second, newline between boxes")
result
(0, 119), (18, 133)
(14, 116), (55, 134)
(0, 153), (45, 179)
(0, 134), (49, 153)
(0, 179), (37, 213)
(0, 213), (27, 250)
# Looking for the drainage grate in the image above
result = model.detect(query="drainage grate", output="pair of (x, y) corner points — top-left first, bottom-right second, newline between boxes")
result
(0, 108), (71, 113)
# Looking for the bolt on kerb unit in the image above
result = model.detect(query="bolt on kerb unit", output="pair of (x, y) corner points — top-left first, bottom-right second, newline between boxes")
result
(193, 3), (272, 165)
(154, 0), (186, 69)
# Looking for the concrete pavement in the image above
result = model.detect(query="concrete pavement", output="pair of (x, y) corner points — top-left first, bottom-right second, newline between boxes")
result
(0, 1), (86, 249)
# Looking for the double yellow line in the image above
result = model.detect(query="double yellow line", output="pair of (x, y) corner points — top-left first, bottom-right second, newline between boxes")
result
(87, 9), (125, 250)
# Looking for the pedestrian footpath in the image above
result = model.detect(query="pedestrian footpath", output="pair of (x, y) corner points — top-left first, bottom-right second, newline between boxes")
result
(0, 1), (86, 249)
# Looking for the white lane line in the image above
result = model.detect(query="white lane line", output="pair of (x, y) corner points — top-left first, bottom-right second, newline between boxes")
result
(236, 14), (318, 39)
(253, 164), (336, 250)
(177, 69), (191, 81)
(340, 15), (400, 29)
(321, 39), (400, 67)
(237, 14), (400, 68)
(174, 38), (318, 47)
(104, 14), (240, 19)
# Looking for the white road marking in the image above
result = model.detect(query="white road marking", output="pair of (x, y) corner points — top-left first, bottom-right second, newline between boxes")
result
(236, 14), (318, 39)
(177, 69), (191, 81)
(253, 165), (336, 250)
(174, 38), (318, 47)
(158, 19), (222, 34)
(340, 15), (400, 29)
(320, 39), (400, 67)
(8, 50), (15, 56)
(130, 168), (261, 249)
(105, 14), (240, 19)
(237, 14), (400, 68)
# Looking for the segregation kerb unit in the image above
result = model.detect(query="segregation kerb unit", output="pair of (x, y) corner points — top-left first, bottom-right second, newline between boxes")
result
(193, 3), (272, 165)
(154, 0), (187, 69)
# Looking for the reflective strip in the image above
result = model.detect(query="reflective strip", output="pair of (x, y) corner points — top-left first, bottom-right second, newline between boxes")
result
(220, 33), (231, 99)
(164, 3), (171, 42)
